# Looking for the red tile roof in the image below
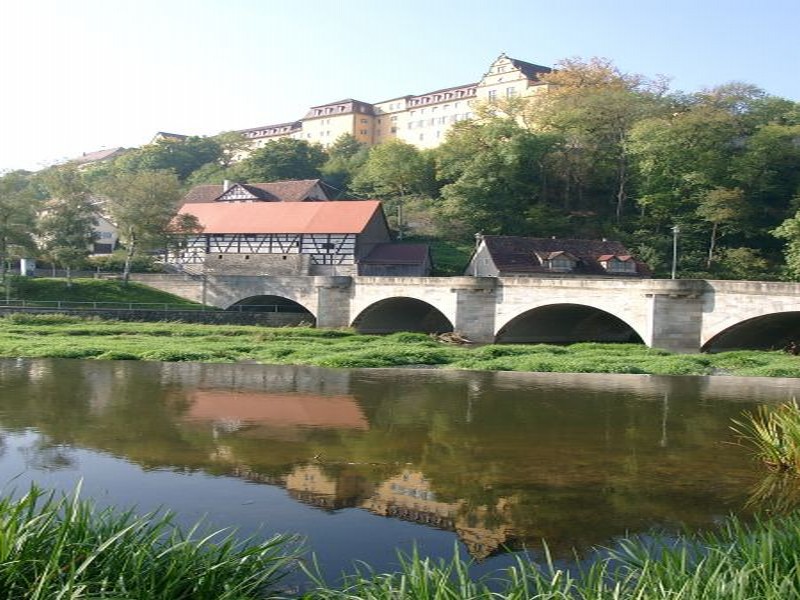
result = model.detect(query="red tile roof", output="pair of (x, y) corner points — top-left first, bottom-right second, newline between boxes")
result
(178, 200), (383, 234)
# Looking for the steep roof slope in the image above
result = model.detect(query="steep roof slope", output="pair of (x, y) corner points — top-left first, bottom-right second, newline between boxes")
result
(481, 236), (650, 277)
(182, 180), (329, 203)
(178, 200), (383, 234)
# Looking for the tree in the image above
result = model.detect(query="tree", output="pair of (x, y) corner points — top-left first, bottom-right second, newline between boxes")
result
(321, 134), (368, 195)
(113, 136), (223, 181)
(0, 171), (37, 286)
(695, 187), (749, 268)
(96, 170), (185, 282)
(773, 209), (800, 280)
(237, 138), (327, 182)
(352, 140), (435, 238)
(525, 57), (670, 223)
(433, 118), (554, 237)
(38, 167), (97, 285)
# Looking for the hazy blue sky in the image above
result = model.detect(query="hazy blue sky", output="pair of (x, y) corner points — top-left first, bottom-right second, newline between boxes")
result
(1, 0), (798, 172)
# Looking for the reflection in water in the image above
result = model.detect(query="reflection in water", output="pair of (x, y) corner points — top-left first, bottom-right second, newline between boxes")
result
(0, 358), (798, 570)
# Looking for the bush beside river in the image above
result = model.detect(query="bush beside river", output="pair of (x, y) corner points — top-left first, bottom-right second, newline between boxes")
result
(0, 313), (798, 377)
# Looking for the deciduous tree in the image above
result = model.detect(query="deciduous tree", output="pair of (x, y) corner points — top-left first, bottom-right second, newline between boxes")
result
(96, 170), (185, 282)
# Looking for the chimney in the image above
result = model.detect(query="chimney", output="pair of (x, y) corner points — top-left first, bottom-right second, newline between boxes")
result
(223, 179), (232, 191)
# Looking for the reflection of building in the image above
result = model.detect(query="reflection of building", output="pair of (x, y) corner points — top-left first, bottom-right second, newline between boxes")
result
(184, 390), (368, 430)
(239, 54), (551, 151)
(285, 464), (374, 510)
(364, 469), (516, 560)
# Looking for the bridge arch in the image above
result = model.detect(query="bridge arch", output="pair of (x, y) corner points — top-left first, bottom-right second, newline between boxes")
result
(226, 295), (316, 324)
(703, 311), (800, 352)
(495, 303), (645, 345)
(351, 296), (454, 334)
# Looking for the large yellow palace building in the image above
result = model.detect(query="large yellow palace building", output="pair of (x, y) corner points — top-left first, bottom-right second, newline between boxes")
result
(239, 54), (551, 151)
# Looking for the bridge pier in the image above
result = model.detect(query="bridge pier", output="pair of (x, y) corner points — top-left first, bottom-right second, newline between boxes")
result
(314, 276), (352, 329)
(452, 277), (497, 343)
(644, 280), (707, 353)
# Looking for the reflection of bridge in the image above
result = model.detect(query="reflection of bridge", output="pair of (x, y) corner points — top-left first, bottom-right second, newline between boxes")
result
(132, 274), (800, 352)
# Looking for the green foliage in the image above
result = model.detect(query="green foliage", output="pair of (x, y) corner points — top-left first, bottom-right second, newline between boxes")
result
(435, 119), (555, 237)
(37, 167), (97, 279)
(0, 484), (298, 599)
(113, 136), (223, 181)
(87, 251), (163, 273)
(0, 316), (794, 377)
(238, 138), (327, 182)
(732, 400), (800, 473)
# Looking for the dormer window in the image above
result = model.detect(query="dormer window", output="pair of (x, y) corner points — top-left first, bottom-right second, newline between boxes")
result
(542, 251), (576, 272)
(600, 255), (637, 273)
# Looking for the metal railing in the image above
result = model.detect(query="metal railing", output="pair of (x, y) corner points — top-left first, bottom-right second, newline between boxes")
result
(0, 300), (309, 313)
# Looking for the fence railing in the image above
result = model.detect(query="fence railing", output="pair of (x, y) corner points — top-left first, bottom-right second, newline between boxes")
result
(0, 301), (306, 313)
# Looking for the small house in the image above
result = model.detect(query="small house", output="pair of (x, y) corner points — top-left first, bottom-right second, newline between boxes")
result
(465, 235), (650, 278)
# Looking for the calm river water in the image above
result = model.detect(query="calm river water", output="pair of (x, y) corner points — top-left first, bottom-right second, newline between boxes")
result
(0, 358), (797, 582)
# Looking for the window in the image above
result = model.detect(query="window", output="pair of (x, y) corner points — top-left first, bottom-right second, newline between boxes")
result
(360, 118), (368, 124)
(604, 259), (637, 273)
(488, 90), (497, 101)
(548, 258), (574, 271)
(321, 242), (335, 250)
(506, 87), (517, 97)
(359, 129), (367, 135)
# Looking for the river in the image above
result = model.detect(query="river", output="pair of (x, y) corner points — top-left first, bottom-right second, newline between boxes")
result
(0, 358), (796, 583)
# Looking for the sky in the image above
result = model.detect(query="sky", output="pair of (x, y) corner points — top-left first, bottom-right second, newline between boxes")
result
(1, 0), (798, 173)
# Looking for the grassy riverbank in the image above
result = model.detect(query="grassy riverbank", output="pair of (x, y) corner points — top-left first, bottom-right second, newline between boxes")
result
(0, 313), (798, 376)
(4, 484), (800, 599)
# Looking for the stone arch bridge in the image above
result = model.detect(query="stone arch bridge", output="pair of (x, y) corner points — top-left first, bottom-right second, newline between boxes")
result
(131, 274), (800, 353)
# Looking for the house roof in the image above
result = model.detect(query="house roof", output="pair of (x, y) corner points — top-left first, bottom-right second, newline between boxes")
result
(71, 147), (126, 165)
(178, 200), (383, 234)
(182, 180), (330, 204)
(478, 236), (650, 277)
(360, 243), (430, 264)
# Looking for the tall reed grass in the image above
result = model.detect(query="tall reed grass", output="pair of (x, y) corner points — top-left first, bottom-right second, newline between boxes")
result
(303, 513), (800, 599)
(732, 400), (800, 473)
(0, 484), (299, 599)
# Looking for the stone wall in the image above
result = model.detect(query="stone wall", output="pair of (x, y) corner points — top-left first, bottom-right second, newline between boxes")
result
(204, 253), (311, 276)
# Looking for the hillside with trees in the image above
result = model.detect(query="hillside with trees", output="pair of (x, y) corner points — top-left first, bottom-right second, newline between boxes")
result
(1, 57), (799, 280)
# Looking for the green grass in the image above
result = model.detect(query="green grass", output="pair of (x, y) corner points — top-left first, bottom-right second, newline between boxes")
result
(0, 484), (298, 599)
(9, 482), (800, 599)
(303, 512), (800, 599)
(0, 315), (798, 376)
(7, 277), (204, 307)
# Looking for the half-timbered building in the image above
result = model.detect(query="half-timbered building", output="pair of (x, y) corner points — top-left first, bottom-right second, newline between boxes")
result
(173, 200), (429, 276)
